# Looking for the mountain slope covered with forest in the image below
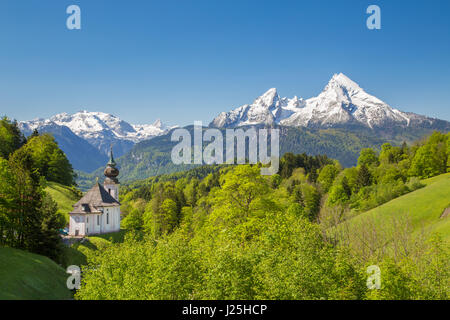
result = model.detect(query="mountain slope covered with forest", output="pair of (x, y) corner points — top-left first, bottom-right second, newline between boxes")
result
(77, 124), (441, 190)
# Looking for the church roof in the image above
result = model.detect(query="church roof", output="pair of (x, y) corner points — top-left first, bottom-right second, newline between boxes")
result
(70, 182), (120, 215)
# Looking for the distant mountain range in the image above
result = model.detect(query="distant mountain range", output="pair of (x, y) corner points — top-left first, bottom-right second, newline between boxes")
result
(210, 73), (448, 130)
(18, 74), (450, 184)
(19, 111), (175, 172)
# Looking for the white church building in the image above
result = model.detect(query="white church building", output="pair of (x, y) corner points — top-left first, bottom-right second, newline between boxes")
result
(69, 147), (121, 237)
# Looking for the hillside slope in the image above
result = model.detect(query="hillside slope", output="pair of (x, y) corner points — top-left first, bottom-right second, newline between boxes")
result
(343, 173), (450, 241)
(0, 247), (73, 300)
(63, 230), (127, 267)
(45, 182), (81, 225)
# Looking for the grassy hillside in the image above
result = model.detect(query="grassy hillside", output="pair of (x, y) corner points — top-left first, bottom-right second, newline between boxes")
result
(45, 181), (81, 224)
(0, 247), (73, 300)
(63, 230), (128, 267)
(341, 173), (450, 241)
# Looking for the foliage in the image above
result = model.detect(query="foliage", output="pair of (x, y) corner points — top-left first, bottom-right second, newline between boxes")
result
(23, 134), (76, 186)
(0, 118), (75, 263)
(357, 148), (379, 167)
(71, 131), (450, 300)
(409, 132), (448, 178)
(326, 131), (449, 212)
(317, 163), (340, 192)
(0, 116), (26, 159)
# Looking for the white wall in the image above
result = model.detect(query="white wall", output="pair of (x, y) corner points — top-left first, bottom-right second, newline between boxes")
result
(102, 207), (121, 233)
(69, 207), (121, 236)
(69, 215), (86, 236)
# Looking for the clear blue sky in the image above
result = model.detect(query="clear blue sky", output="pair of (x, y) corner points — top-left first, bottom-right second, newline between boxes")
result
(0, 0), (449, 126)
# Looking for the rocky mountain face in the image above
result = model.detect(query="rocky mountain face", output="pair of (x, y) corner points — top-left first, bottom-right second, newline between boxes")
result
(210, 73), (448, 130)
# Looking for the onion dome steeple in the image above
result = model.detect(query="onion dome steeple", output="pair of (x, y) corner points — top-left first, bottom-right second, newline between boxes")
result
(104, 145), (119, 184)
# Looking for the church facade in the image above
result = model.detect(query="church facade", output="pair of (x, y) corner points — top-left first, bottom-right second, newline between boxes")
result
(68, 148), (121, 237)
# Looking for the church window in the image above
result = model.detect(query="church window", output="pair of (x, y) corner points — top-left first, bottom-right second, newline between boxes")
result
(107, 212), (109, 224)
(97, 215), (100, 225)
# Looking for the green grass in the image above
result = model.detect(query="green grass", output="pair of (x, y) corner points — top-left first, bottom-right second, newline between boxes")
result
(0, 247), (73, 300)
(45, 181), (81, 225)
(343, 173), (450, 241)
(63, 230), (128, 267)
(90, 229), (128, 243)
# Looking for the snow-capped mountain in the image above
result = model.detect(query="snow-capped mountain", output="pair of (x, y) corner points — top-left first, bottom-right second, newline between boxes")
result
(210, 73), (444, 129)
(18, 74), (449, 174)
(19, 111), (176, 172)
(22, 111), (170, 143)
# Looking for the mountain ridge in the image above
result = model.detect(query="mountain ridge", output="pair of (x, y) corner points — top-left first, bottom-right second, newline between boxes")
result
(210, 73), (448, 130)
(18, 73), (450, 177)
(19, 111), (175, 172)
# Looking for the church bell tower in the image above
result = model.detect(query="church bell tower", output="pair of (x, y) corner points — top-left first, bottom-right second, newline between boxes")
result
(103, 146), (120, 201)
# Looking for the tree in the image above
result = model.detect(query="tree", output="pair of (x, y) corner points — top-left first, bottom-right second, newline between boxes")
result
(318, 164), (340, 192)
(379, 143), (403, 164)
(286, 203), (304, 218)
(47, 148), (76, 185)
(30, 129), (40, 138)
(291, 185), (304, 207)
(183, 178), (199, 207)
(327, 176), (352, 206)
(7, 147), (43, 250)
(122, 208), (144, 232)
(0, 116), (26, 159)
(160, 198), (179, 234)
(341, 176), (352, 198)
(0, 158), (15, 245)
(216, 165), (269, 218)
(36, 193), (65, 263)
(0, 146), (65, 262)
(356, 164), (372, 189)
(23, 134), (76, 185)
(408, 132), (448, 178)
(300, 184), (321, 221)
(358, 148), (379, 167)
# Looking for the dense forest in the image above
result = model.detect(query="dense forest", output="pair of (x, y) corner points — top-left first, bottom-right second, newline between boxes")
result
(0, 117), (77, 263)
(75, 131), (449, 300)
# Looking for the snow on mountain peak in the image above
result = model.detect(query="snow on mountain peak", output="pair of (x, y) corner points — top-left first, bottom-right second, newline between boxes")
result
(20, 111), (172, 155)
(152, 119), (162, 128)
(328, 73), (361, 91)
(253, 88), (279, 108)
(211, 74), (417, 129)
